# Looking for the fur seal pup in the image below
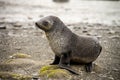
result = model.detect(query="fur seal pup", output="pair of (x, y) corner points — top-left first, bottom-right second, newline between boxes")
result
(35, 16), (102, 75)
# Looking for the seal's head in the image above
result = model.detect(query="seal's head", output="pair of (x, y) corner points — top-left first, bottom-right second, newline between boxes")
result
(35, 16), (57, 32)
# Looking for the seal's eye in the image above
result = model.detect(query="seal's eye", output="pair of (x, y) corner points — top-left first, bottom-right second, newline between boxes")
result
(42, 21), (49, 26)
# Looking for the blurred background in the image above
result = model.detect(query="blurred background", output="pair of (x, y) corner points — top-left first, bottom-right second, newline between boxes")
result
(0, 0), (120, 26)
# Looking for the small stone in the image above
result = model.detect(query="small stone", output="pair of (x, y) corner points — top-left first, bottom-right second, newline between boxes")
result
(113, 68), (119, 71)
(65, 8), (71, 11)
(99, 74), (107, 77)
(28, 16), (33, 20)
(15, 47), (21, 50)
(13, 23), (22, 27)
(9, 53), (31, 59)
(108, 30), (115, 34)
(109, 35), (119, 39)
(28, 23), (33, 26)
(73, 27), (81, 31)
(91, 71), (95, 74)
(0, 25), (6, 29)
(96, 35), (102, 39)
(83, 27), (87, 29)
(1, 17), (5, 19)
(103, 41), (107, 43)
(86, 33), (91, 35)
(53, 0), (69, 3)
(67, 24), (72, 26)
(108, 75), (114, 80)
(82, 30), (88, 33)
(78, 27), (81, 29)
(39, 15), (44, 18)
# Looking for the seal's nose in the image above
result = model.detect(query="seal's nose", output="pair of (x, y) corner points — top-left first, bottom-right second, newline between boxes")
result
(35, 22), (39, 27)
(35, 22), (37, 26)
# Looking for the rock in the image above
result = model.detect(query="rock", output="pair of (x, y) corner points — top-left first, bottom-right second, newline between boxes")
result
(9, 53), (31, 59)
(103, 40), (107, 43)
(96, 35), (102, 39)
(93, 63), (104, 72)
(28, 16), (33, 20)
(14, 47), (21, 50)
(0, 72), (32, 80)
(109, 35), (119, 39)
(28, 22), (34, 26)
(64, 8), (71, 11)
(39, 65), (71, 79)
(73, 27), (81, 31)
(13, 23), (22, 27)
(82, 30), (88, 33)
(83, 27), (87, 29)
(86, 33), (91, 36)
(87, 24), (93, 27)
(53, 0), (69, 3)
(108, 76), (114, 80)
(108, 30), (115, 34)
(0, 58), (43, 76)
(39, 15), (44, 18)
(0, 25), (6, 29)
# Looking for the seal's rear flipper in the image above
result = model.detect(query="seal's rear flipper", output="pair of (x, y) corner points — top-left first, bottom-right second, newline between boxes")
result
(85, 62), (92, 72)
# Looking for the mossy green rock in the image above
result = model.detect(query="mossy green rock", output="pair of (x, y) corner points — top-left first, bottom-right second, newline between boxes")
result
(9, 53), (31, 59)
(0, 72), (32, 80)
(39, 65), (71, 79)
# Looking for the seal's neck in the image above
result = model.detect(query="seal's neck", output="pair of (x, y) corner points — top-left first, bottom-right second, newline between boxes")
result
(45, 27), (62, 41)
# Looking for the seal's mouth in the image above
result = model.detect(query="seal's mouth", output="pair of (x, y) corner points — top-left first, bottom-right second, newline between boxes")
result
(35, 22), (45, 31)
(35, 22), (43, 29)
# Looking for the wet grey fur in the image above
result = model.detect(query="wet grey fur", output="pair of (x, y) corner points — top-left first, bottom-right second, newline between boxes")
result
(35, 16), (102, 74)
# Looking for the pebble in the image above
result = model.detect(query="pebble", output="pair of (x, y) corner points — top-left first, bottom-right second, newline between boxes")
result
(13, 23), (22, 27)
(99, 74), (107, 78)
(108, 30), (115, 34)
(82, 30), (88, 33)
(113, 68), (119, 71)
(32, 73), (40, 80)
(15, 47), (21, 50)
(96, 35), (102, 39)
(28, 22), (33, 26)
(83, 27), (87, 29)
(103, 40), (107, 43)
(73, 27), (81, 29)
(73, 27), (81, 31)
(53, 0), (69, 3)
(28, 16), (33, 20)
(39, 15), (44, 18)
(109, 35), (119, 39)
(32, 78), (41, 80)
(108, 75), (114, 80)
(0, 25), (6, 29)
(86, 33), (91, 35)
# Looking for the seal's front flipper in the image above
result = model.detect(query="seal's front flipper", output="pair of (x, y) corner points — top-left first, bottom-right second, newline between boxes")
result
(58, 53), (79, 75)
(58, 64), (79, 75)
(85, 62), (92, 72)
(50, 55), (60, 65)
